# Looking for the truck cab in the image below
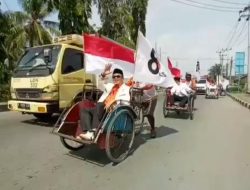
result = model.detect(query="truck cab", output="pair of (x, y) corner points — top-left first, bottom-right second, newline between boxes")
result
(8, 34), (97, 120)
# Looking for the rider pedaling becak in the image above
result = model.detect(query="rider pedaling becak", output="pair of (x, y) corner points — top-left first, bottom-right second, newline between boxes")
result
(185, 73), (197, 91)
(126, 78), (157, 138)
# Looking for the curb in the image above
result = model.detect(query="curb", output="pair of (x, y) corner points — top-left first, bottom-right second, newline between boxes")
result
(227, 93), (250, 111)
(0, 102), (8, 112)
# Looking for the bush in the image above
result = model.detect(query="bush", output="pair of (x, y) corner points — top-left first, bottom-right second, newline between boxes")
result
(0, 84), (10, 101)
(227, 85), (244, 93)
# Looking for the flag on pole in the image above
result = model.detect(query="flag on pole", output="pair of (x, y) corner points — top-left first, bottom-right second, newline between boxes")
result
(196, 61), (200, 72)
(167, 57), (173, 69)
(83, 34), (135, 77)
(167, 57), (181, 77)
(134, 31), (175, 88)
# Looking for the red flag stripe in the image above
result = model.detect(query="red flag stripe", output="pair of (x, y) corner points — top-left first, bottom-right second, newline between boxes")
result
(170, 67), (181, 77)
(167, 58), (173, 69)
(84, 34), (135, 64)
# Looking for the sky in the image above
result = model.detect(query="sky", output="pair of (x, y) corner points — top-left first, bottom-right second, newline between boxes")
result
(1, 0), (250, 76)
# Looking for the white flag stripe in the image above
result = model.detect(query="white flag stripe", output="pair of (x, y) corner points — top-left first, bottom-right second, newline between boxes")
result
(85, 53), (134, 78)
(134, 31), (175, 88)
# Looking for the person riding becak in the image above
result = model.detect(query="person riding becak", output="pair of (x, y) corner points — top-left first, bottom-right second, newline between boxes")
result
(171, 73), (194, 108)
(78, 64), (130, 140)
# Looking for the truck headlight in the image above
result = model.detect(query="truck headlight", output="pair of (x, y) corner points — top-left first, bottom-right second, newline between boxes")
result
(41, 92), (58, 100)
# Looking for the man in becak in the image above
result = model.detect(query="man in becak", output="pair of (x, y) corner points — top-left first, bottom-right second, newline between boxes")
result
(171, 73), (194, 107)
(78, 64), (130, 140)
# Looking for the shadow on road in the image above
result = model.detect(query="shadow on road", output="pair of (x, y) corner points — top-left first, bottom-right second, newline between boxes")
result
(164, 111), (191, 119)
(62, 125), (178, 167)
(130, 125), (178, 156)
(66, 145), (111, 167)
(21, 115), (59, 127)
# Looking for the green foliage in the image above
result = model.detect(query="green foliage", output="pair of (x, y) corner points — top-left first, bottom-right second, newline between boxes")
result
(0, 62), (10, 84)
(96, 1), (132, 39)
(0, 0), (60, 87)
(1, 0), (150, 87)
(208, 64), (222, 81)
(0, 9), (10, 64)
(0, 84), (10, 101)
(94, 0), (148, 49)
(228, 85), (244, 93)
(48, 0), (93, 34)
(131, 0), (148, 43)
(17, 0), (53, 47)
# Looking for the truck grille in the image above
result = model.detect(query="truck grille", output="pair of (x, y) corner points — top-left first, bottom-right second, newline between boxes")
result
(16, 88), (42, 100)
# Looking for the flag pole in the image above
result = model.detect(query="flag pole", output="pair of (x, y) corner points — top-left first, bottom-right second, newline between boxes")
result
(133, 29), (141, 80)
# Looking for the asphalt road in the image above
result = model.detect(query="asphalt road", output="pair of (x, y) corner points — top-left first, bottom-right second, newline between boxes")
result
(0, 95), (250, 190)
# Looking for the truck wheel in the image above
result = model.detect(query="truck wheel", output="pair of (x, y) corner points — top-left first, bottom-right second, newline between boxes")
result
(33, 113), (53, 121)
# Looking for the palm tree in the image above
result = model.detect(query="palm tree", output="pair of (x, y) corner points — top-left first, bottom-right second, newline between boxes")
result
(0, 12), (28, 75)
(16, 0), (54, 47)
(2, 0), (60, 71)
(209, 64), (222, 83)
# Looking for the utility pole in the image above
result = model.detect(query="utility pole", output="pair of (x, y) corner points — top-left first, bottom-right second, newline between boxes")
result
(216, 49), (230, 84)
(226, 62), (229, 77)
(229, 57), (233, 85)
(239, 6), (250, 92)
(216, 50), (222, 84)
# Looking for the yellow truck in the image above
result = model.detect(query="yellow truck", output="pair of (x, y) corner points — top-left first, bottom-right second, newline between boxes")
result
(8, 34), (97, 120)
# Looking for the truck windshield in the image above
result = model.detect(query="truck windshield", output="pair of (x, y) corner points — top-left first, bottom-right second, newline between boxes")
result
(13, 45), (61, 77)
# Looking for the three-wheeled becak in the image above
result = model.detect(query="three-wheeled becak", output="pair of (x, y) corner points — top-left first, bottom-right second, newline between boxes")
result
(52, 85), (148, 163)
(205, 82), (219, 99)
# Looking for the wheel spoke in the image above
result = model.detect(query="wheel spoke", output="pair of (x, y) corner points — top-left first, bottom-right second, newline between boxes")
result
(105, 109), (135, 163)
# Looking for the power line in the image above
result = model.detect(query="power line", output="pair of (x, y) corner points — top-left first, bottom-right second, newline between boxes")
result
(226, 20), (247, 48)
(183, 0), (241, 10)
(230, 20), (247, 47)
(170, 0), (238, 12)
(209, 0), (248, 6)
(223, 21), (239, 48)
(235, 31), (248, 46)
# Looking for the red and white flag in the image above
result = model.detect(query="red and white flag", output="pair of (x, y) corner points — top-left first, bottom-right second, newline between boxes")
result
(167, 57), (173, 69)
(134, 31), (175, 88)
(84, 34), (135, 78)
(167, 57), (181, 77)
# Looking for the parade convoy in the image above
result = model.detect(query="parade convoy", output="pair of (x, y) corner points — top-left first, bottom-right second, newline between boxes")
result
(8, 34), (97, 120)
(7, 33), (228, 163)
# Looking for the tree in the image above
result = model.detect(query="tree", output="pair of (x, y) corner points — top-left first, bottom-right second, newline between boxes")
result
(46, 0), (93, 35)
(17, 0), (53, 47)
(1, 0), (59, 73)
(0, 4), (6, 64)
(94, 0), (149, 48)
(94, 0), (134, 48)
(131, 0), (148, 43)
(209, 64), (222, 82)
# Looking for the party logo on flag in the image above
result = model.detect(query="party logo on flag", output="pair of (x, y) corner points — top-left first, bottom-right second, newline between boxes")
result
(134, 31), (175, 88)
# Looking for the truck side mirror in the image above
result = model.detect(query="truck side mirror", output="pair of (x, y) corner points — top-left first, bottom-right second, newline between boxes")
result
(43, 48), (52, 64)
